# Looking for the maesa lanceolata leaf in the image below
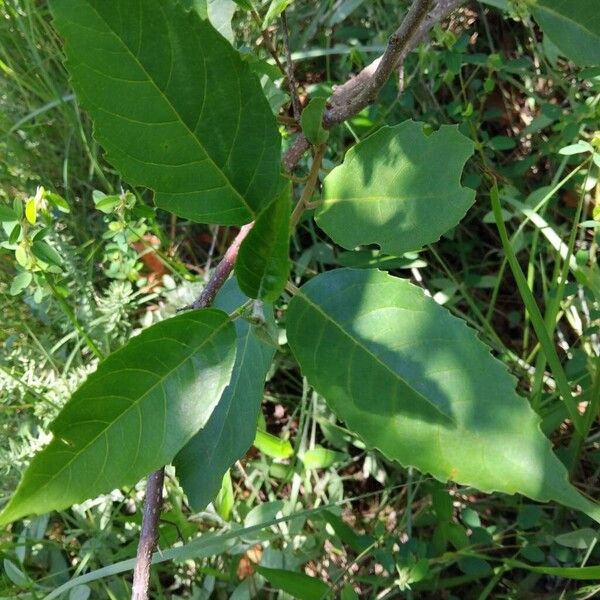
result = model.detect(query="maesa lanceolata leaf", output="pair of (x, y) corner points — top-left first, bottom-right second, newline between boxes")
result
(0, 310), (236, 525)
(533, 0), (600, 67)
(174, 278), (276, 510)
(49, 0), (281, 225)
(236, 179), (291, 302)
(316, 120), (475, 255)
(287, 269), (600, 522)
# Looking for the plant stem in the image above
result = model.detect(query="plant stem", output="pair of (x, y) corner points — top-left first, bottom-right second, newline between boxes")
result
(132, 223), (252, 599)
(491, 182), (583, 434)
(132, 468), (165, 600)
(281, 10), (301, 122)
(289, 144), (325, 229)
(281, 0), (465, 171)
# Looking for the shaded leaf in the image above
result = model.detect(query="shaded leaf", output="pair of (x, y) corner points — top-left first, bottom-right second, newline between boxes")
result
(300, 97), (329, 145)
(0, 205), (17, 222)
(533, 0), (600, 66)
(316, 121), (475, 254)
(31, 240), (62, 268)
(286, 268), (600, 522)
(554, 528), (598, 549)
(255, 566), (330, 600)
(0, 309), (236, 525)
(174, 279), (275, 510)
(50, 0), (281, 225)
(236, 180), (291, 302)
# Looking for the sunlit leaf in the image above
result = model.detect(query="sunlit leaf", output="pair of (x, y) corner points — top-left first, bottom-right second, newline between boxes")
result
(0, 310), (236, 525)
(287, 268), (600, 522)
(316, 120), (475, 255)
(50, 0), (281, 225)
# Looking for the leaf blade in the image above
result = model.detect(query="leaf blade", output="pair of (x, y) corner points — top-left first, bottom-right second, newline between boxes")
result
(0, 309), (237, 525)
(236, 180), (291, 302)
(49, 0), (281, 225)
(174, 279), (275, 510)
(286, 268), (600, 521)
(533, 0), (600, 66)
(316, 121), (475, 254)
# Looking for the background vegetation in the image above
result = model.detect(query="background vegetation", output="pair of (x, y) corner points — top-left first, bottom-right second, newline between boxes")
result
(1, 0), (600, 597)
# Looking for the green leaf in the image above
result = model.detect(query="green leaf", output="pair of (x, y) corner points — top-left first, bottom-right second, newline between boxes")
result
(554, 528), (598, 549)
(0, 205), (18, 222)
(263, 0), (294, 27)
(301, 445), (346, 470)
(174, 279), (275, 510)
(300, 97), (329, 145)
(0, 309), (236, 525)
(533, 0), (600, 66)
(50, 0), (281, 225)
(316, 121), (475, 255)
(31, 240), (62, 268)
(3, 559), (30, 587)
(236, 180), (291, 302)
(286, 268), (600, 522)
(559, 141), (594, 155)
(10, 271), (33, 296)
(254, 429), (293, 458)
(46, 192), (70, 213)
(214, 471), (234, 520)
(182, 0), (238, 42)
(254, 566), (330, 600)
(93, 191), (121, 214)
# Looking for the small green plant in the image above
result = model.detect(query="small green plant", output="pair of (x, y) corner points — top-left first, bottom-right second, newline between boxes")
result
(2, 0), (600, 597)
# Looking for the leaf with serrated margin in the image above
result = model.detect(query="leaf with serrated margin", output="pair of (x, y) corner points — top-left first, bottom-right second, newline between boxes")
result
(174, 278), (275, 510)
(316, 120), (475, 255)
(236, 179), (291, 302)
(0, 309), (236, 525)
(49, 0), (281, 225)
(533, 0), (600, 66)
(287, 268), (600, 522)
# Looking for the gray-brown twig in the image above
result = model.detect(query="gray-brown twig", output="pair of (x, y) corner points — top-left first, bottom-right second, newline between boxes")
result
(282, 0), (465, 173)
(131, 224), (252, 599)
(131, 469), (165, 600)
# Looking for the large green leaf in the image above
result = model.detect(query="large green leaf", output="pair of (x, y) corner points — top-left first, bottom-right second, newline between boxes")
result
(315, 121), (475, 255)
(174, 279), (276, 510)
(236, 179), (291, 302)
(533, 0), (600, 66)
(50, 0), (281, 225)
(286, 268), (600, 522)
(0, 310), (236, 525)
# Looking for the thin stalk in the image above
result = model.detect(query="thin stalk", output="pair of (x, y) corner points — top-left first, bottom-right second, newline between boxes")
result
(491, 183), (583, 434)
(289, 144), (325, 229)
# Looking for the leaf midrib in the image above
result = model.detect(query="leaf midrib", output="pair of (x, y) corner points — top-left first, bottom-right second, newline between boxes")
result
(36, 315), (233, 498)
(77, 1), (252, 214)
(297, 292), (457, 425)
